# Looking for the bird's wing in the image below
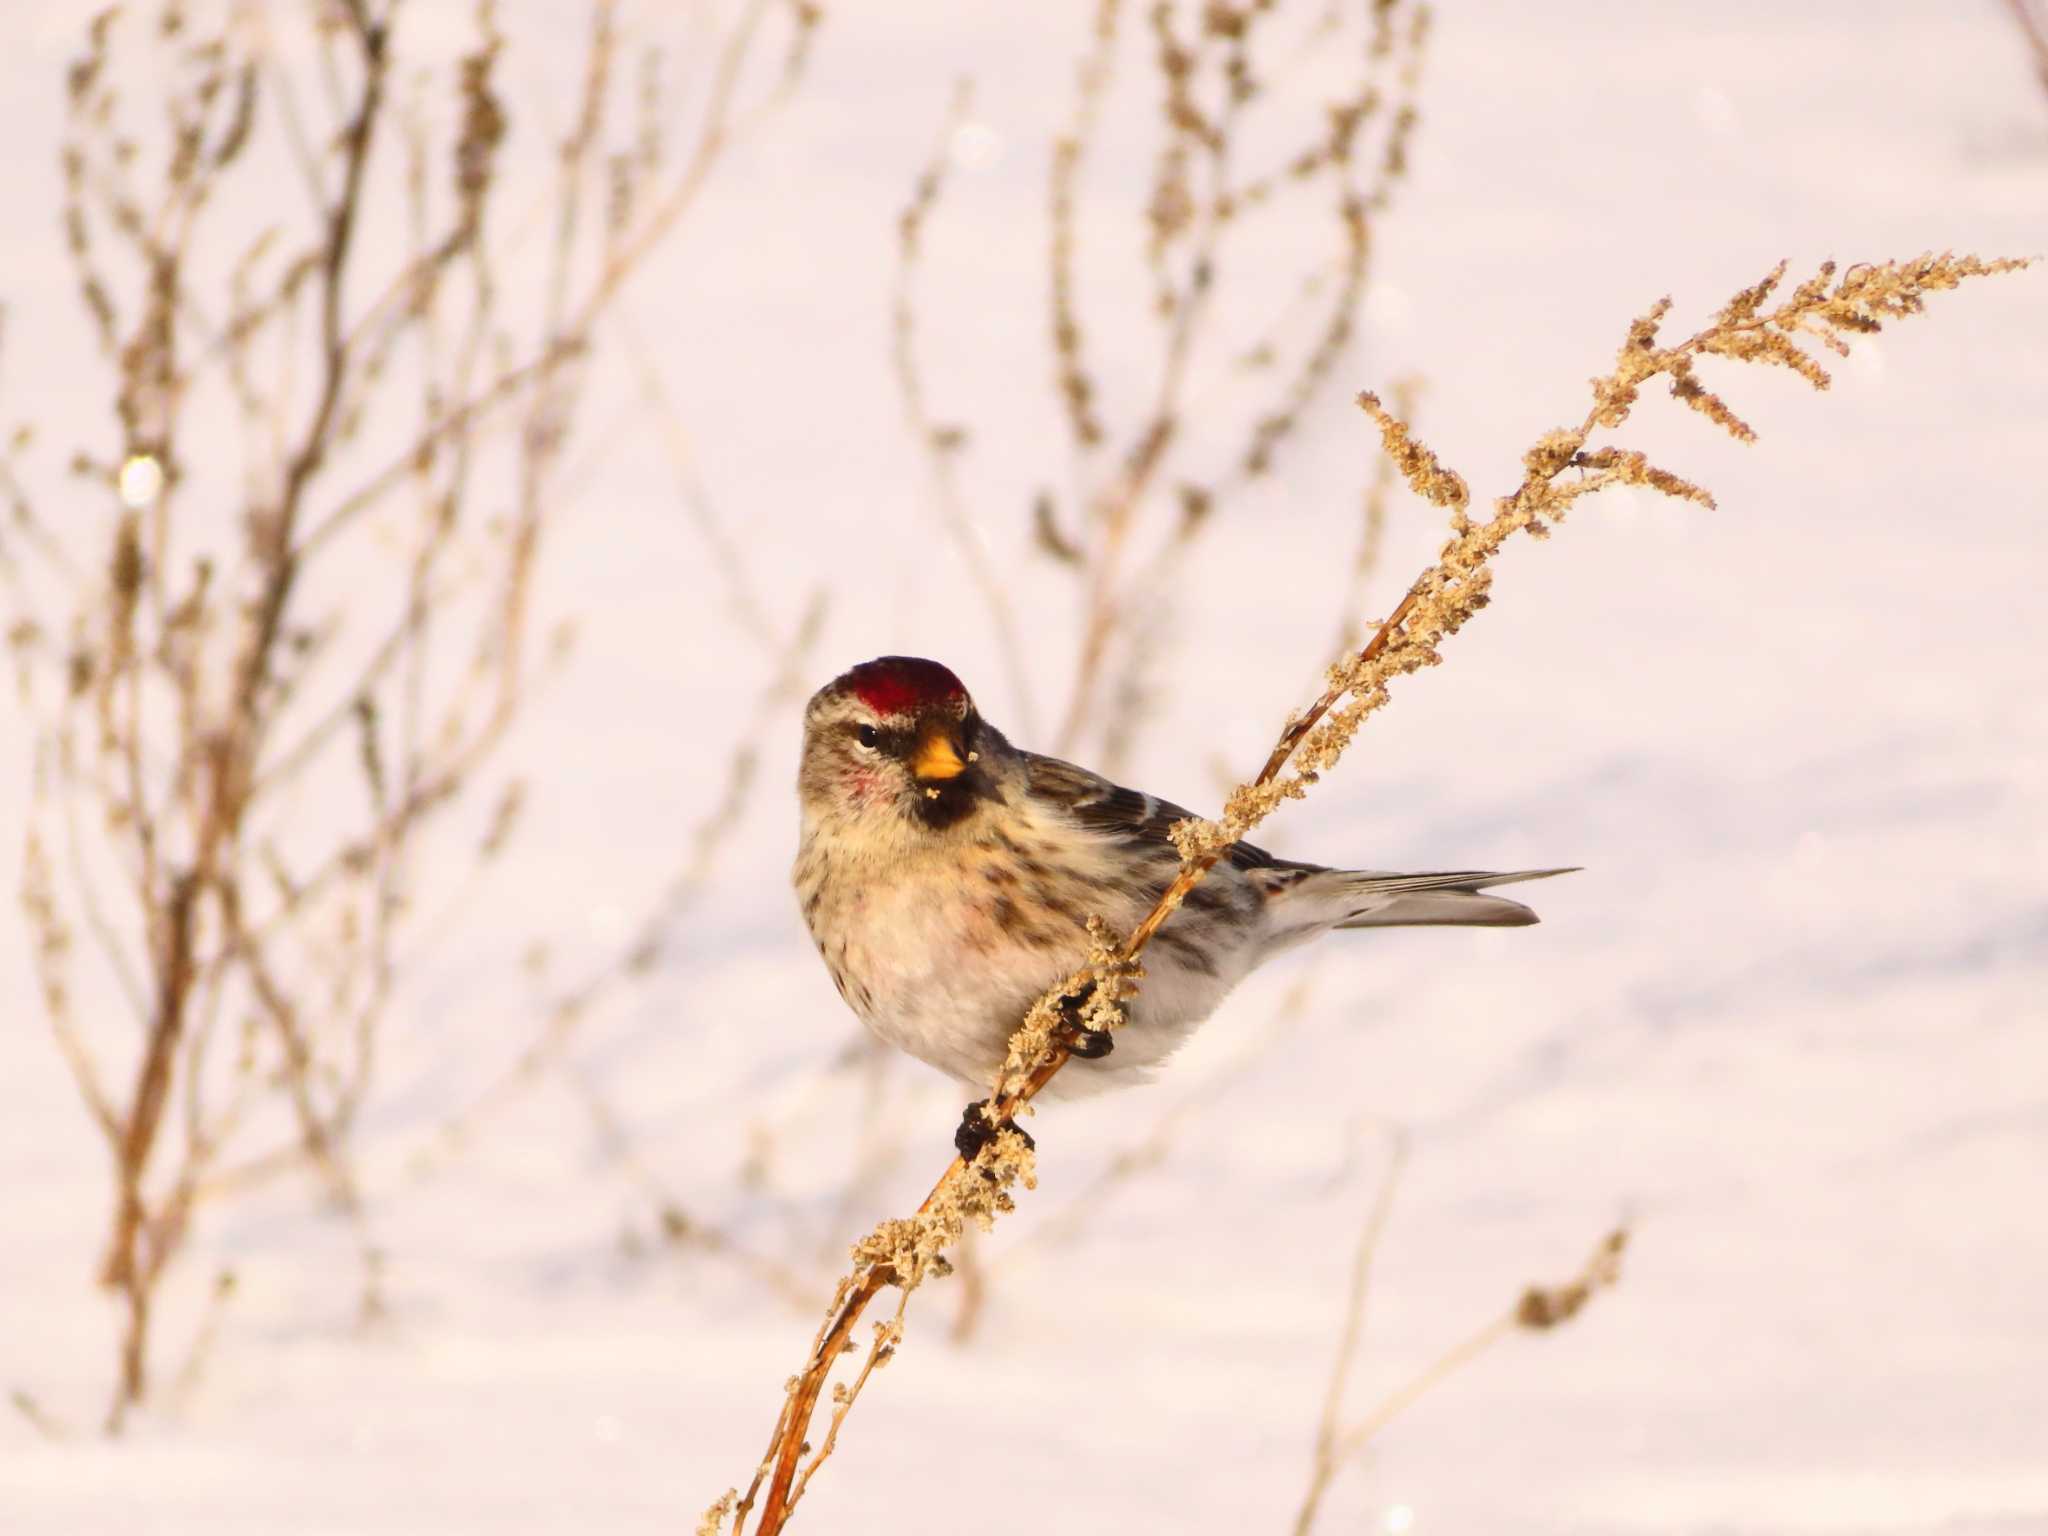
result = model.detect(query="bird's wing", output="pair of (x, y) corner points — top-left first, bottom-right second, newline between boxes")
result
(1020, 751), (1313, 876)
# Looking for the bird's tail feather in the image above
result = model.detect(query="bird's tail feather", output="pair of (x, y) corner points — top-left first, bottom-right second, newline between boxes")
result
(1320, 866), (1578, 930)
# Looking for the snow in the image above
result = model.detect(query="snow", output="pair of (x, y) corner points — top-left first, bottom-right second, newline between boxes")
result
(3, 2), (2045, 1533)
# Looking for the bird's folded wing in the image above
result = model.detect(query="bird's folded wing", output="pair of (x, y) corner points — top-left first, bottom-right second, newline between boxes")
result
(1022, 751), (1308, 875)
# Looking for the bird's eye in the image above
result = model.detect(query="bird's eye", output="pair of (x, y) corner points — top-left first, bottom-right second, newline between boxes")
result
(855, 725), (880, 751)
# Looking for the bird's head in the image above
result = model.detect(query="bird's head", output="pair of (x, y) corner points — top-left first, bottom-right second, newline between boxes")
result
(799, 656), (999, 839)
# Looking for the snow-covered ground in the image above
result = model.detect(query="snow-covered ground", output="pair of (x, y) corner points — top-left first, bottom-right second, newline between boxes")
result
(3, 2), (2045, 1533)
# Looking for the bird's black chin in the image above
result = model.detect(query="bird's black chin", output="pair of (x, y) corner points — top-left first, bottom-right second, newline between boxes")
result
(911, 768), (991, 831)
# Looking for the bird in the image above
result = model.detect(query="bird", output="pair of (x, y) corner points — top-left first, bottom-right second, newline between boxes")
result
(792, 655), (1571, 1157)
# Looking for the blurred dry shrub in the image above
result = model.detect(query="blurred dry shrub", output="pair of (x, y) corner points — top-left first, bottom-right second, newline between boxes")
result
(0, 0), (819, 1431)
(448, 0), (1434, 1313)
(1290, 1131), (1627, 1535)
(2006, 0), (2048, 99)
(897, 0), (1430, 770)
(706, 250), (2028, 1534)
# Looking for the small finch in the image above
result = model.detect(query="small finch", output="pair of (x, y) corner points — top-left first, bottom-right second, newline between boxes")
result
(793, 656), (1572, 1154)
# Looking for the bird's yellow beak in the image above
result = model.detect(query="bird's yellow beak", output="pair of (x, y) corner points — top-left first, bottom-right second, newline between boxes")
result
(912, 722), (968, 782)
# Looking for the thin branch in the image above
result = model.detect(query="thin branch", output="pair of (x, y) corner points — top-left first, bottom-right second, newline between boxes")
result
(1292, 1129), (1406, 1536)
(893, 81), (1041, 738)
(2004, 0), (2048, 98)
(718, 251), (2029, 1535)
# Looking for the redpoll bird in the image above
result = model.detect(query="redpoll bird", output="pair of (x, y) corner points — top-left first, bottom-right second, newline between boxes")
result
(793, 655), (1571, 1154)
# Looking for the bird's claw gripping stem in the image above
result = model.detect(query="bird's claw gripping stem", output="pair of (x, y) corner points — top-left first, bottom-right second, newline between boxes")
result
(1061, 1025), (1115, 1059)
(954, 979), (1111, 1165)
(955, 1099), (1033, 1163)
(1054, 979), (1114, 1060)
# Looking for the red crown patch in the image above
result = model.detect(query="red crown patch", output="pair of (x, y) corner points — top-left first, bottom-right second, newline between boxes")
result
(838, 656), (968, 717)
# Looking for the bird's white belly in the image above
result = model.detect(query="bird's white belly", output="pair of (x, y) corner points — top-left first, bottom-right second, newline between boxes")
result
(835, 870), (1071, 1087)
(827, 855), (1259, 1094)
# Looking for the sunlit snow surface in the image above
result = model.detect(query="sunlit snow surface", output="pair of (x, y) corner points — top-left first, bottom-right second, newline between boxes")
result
(2, 3), (2045, 1533)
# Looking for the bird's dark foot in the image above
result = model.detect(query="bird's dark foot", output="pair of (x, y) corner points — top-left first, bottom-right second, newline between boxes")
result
(1055, 980), (1114, 1060)
(1062, 1025), (1115, 1059)
(955, 1099), (1034, 1163)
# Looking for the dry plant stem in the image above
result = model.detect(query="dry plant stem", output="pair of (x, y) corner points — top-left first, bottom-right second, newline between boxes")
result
(726, 1034), (919, 1272)
(786, 1288), (910, 1509)
(565, 0), (817, 334)
(2006, 0), (2048, 96)
(894, 81), (1040, 737)
(96, 15), (393, 1429)
(717, 252), (2025, 1534)
(1331, 374), (1416, 658)
(1047, 0), (1124, 463)
(422, 593), (824, 1164)
(901, 0), (1413, 762)
(561, 1062), (811, 1307)
(1293, 1227), (1629, 1536)
(166, 1269), (237, 1415)
(946, 1225), (988, 1343)
(9, 1390), (69, 1442)
(616, 314), (779, 653)
(1293, 1129), (1409, 1536)
(1195, 253), (2035, 861)
(736, 396), (1448, 1532)
(10, 0), (821, 1430)
(1050, 0), (1429, 763)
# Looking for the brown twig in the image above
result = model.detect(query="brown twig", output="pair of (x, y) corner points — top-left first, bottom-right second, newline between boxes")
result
(1330, 375), (1417, 658)
(420, 593), (824, 1166)
(1293, 1127), (1408, 1536)
(2004, 0), (2048, 98)
(729, 411), (1444, 1530)
(893, 81), (1041, 738)
(1050, 0), (1431, 766)
(1291, 1226), (1629, 1535)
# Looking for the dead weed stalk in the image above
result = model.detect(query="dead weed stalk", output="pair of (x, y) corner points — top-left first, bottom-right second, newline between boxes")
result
(2, 0), (819, 1431)
(895, 0), (1429, 771)
(702, 250), (2025, 1533)
(1290, 1135), (1625, 1535)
